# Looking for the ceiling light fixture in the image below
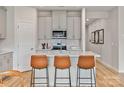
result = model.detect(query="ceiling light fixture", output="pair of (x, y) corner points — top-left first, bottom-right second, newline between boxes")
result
(86, 18), (89, 21)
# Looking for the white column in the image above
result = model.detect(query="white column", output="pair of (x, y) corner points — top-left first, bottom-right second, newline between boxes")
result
(81, 8), (86, 52)
(118, 6), (124, 73)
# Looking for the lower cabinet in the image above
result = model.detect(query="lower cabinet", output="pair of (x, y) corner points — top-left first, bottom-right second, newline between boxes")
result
(0, 52), (13, 72)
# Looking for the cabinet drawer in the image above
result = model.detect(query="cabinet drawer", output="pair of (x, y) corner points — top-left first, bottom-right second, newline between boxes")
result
(0, 52), (13, 71)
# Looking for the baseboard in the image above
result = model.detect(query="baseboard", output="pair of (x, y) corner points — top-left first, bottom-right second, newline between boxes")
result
(96, 59), (118, 73)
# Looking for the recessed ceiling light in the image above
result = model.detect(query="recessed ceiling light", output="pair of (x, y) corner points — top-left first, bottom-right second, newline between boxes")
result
(86, 18), (89, 21)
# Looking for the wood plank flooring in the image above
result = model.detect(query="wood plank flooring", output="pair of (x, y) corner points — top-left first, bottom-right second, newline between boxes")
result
(96, 61), (124, 87)
(1, 60), (124, 87)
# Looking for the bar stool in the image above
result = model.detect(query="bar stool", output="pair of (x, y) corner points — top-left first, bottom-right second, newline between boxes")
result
(0, 70), (24, 87)
(54, 55), (71, 87)
(30, 55), (49, 87)
(76, 55), (96, 87)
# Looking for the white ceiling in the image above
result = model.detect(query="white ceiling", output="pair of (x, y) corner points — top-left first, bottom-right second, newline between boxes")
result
(34, 6), (116, 12)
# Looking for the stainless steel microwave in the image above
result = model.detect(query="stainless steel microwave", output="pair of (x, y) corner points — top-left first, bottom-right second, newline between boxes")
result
(52, 31), (67, 39)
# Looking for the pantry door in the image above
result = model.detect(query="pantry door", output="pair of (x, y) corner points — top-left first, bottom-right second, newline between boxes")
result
(17, 22), (35, 71)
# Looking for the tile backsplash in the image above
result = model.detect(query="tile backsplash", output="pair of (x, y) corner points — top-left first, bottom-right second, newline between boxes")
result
(37, 39), (81, 50)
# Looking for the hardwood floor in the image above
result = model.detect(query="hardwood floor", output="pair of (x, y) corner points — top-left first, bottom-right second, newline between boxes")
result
(1, 60), (124, 87)
(96, 61), (124, 87)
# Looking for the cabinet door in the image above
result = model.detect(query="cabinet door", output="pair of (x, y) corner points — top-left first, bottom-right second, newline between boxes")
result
(52, 11), (66, 30)
(67, 17), (74, 39)
(45, 17), (52, 39)
(52, 11), (59, 30)
(2, 53), (13, 71)
(7, 53), (13, 70)
(73, 17), (81, 40)
(59, 11), (66, 30)
(38, 17), (46, 39)
(0, 8), (6, 38)
(2, 55), (8, 71)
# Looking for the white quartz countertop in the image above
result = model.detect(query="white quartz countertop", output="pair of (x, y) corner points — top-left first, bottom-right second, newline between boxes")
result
(0, 49), (13, 55)
(35, 50), (100, 57)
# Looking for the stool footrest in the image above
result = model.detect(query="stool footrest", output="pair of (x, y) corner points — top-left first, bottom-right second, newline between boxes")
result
(32, 83), (48, 84)
(56, 83), (71, 84)
(56, 77), (70, 79)
(33, 77), (48, 79)
(80, 83), (96, 84)
(78, 77), (91, 79)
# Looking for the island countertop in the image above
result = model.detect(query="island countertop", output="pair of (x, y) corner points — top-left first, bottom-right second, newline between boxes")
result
(35, 50), (100, 57)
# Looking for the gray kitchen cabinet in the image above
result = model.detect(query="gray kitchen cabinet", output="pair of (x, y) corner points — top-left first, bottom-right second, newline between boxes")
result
(73, 17), (81, 39)
(67, 16), (81, 40)
(0, 7), (7, 39)
(52, 11), (67, 30)
(38, 17), (45, 39)
(38, 17), (52, 39)
(0, 52), (13, 72)
(67, 17), (74, 39)
(45, 17), (52, 39)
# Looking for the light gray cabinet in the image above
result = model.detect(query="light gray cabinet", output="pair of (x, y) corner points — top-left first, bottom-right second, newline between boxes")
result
(67, 16), (81, 40)
(67, 17), (74, 39)
(0, 52), (13, 72)
(0, 7), (6, 39)
(52, 11), (67, 30)
(73, 17), (81, 39)
(38, 17), (52, 39)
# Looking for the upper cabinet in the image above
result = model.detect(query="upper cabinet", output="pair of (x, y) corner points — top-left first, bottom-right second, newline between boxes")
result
(0, 7), (7, 39)
(38, 16), (52, 39)
(52, 11), (67, 30)
(73, 17), (81, 39)
(67, 11), (81, 40)
(38, 11), (81, 40)
(38, 11), (52, 39)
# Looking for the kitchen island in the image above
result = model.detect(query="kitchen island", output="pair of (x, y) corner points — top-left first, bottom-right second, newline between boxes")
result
(34, 50), (100, 87)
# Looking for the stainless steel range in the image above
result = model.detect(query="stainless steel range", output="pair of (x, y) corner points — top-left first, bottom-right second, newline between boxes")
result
(52, 43), (67, 50)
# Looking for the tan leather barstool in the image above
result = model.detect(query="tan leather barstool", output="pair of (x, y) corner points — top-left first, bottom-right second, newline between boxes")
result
(30, 55), (49, 87)
(54, 55), (71, 87)
(76, 55), (96, 87)
(0, 70), (24, 87)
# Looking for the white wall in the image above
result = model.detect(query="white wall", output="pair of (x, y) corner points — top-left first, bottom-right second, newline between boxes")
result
(118, 7), (124, 72)
(107, 7), (119, 70)
(86, 11), (109, 19)
(0, 6), (14, 50)
(87, 7), (119, 71)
